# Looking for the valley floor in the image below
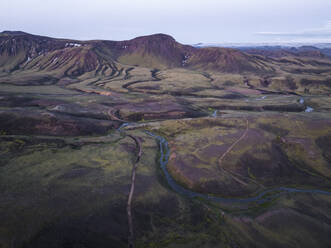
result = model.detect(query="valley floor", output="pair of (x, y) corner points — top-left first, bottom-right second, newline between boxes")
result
(1, 67), (331, 248)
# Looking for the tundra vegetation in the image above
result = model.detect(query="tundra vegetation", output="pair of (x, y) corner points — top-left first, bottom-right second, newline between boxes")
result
(0, 31), (331, 248)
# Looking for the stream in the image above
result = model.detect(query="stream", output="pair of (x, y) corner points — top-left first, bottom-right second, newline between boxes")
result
(146, 131), (331, 204)
(118, 111), (330, 205)
(299, 97), (314, 113)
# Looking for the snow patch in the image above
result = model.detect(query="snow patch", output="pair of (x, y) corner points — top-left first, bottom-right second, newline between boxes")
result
(66, 43), (81, 47)
(182, 55), (190, 66)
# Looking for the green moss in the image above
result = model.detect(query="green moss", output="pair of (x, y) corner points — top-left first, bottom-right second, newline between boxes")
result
(247, 167), (256, 180)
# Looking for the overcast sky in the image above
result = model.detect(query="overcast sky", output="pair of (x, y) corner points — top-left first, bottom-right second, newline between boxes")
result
(2, 0), (331, 44)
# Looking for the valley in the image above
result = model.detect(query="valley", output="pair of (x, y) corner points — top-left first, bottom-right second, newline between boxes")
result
(0, 31), (331, 248)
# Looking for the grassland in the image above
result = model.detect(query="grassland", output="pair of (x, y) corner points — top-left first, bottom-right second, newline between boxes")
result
(1, 36), (331, 247)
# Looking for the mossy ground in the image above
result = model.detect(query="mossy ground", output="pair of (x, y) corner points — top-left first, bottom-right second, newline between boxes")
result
(0, 63), (331, 247)
(143, 113), (331, 197)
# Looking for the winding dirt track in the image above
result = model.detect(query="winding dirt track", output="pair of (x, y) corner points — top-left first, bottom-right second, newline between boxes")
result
(126, 135), (142, 248)
(217, 118), (264, 187)
(107, 107), (141, 248)
(218, 119), (249, 169)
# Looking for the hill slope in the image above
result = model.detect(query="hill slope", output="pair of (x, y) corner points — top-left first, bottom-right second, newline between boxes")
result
(0, 31), (273, 77)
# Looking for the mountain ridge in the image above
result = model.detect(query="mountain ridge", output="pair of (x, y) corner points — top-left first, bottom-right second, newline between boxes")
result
(0, 30), (273, 76)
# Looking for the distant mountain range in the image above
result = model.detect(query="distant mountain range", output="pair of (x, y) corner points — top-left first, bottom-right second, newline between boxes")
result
(194, 42), (331, 58)
(193, 42), (331, 49)
(1, 30), (331, 79)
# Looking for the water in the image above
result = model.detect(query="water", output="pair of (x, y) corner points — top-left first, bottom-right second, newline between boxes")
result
(305, 106), (314, 113)
(117, 122), (130, 132)
(256, 96), (267, 101)
(147, 132), (331, 204)
(299, 97), (313, 112)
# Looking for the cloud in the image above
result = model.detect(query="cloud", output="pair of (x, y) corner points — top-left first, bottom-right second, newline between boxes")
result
(256, 21), (331, 38)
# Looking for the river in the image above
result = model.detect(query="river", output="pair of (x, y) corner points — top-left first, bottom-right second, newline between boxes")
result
(146, 131), (331, 204)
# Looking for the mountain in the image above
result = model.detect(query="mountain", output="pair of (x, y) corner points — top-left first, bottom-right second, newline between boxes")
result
(0, 31), (109, 77)
(2, 30), (331, 82)
(186, 47), (271, 72)
(193, 42), (331, 49)
(0, 31), (273, 78)
(103, 33), (190, 69)
(238, 46), (325, 58)
(194, 42), (331, 58)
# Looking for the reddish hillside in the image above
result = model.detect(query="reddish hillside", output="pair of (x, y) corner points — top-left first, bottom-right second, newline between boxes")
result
(102, 33), (274, 72)
(185, 47), (273, 72)
(0, 31), (119, 77)
(0, 31), (288, 75)
(103, 34), (190, 68)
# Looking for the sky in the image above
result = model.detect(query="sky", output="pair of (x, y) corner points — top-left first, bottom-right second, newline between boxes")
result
(2, 0), (331, 44)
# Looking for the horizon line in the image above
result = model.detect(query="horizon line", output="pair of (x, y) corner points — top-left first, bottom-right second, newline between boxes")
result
(2, 30), (331, 46)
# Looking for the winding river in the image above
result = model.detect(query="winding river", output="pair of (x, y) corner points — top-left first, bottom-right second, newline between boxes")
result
(118, 119), (331, 204)
(146, 131), (331, 204)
